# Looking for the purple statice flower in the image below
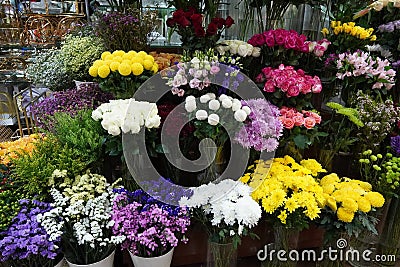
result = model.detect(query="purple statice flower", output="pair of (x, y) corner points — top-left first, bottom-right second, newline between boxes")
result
(378, 20), (400, 32)
(392, 60), (400, 68)
(391, 135), (400, 156)
(111, 190), (190, 257)
(31, 83), (113, 130)
(0, 199), (60, 265)
(234, 99), (283, 152)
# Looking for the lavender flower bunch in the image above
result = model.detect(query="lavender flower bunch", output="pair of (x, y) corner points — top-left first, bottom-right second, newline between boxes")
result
(235, 98), (283, 151)
(0, 199), (61, 267)
(378, 20), (400, 32)
(112, 188), (191, 257)
(31, 83), (113, 130)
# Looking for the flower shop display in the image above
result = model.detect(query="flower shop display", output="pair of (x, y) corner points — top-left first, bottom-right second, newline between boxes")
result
(111, 188), (190, 266)
(0, 199), (62, 267)
(31, 83), (113, 130)
(179, 179), (262, 267)
(240, 156), (326, 266)
(167, 8), (234, 56)
(89, 50), (158, 99)
(37, 170), (124, 265)
(0, 134), (41, 165)
(148, 52), (182, 71)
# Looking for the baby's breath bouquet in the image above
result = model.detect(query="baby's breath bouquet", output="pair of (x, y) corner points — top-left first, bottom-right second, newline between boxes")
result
(89, 50), (158, 99)
(37, 170), (124, 265)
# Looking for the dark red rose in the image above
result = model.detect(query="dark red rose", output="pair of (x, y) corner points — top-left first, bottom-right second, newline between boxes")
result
(166, 17), (176, 27)
(211, 17), (225, 29)
(273, 29), (286, 46)
(206, 22), (218, 36)
(225, 16), (234, 28)
(176, 16), (191, 27)
(194, 26), (205, 37)
(190, 13), (203, 25)
(173, 9), (185, 20)
(185, 7), (197, 18)
(263, 30), (275, 47)
(248, 33), (265, 46)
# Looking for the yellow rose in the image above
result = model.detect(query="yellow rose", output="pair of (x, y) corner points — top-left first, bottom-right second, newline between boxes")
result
(131, 63), (144, 76)
(97, 65), (110, 78)
(89, 66), (98, 77)
(321, 28), (329, 36)
(118, 63), (131, 76)
(337, 207), (355, 222)
(370, 35), (377, 41)
(143, 59), (154, 70)
(101, 51), (112, 60)
(110, 61), (120, 72)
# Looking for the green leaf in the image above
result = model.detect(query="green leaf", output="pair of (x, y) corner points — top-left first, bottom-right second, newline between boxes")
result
(293, 134), (309, 149)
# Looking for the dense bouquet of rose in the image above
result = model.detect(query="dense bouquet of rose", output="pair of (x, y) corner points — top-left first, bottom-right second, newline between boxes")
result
(318, 173), (385, 239)
(255, 64), (322, 110)
(112, 188), (190, 257)
(89, 50), (158, 99)
(167, 8), (234, 55)
(37, 170), (124, 264)
(179, 179), (262, 246)
(240, 156), (326, 230)
(216, 40), (261, 58)
(0, 199), (61, 267)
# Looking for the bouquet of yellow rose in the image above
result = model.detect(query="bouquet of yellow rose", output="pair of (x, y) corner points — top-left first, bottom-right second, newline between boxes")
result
(89, 50), (159, 99)
(240, 155), (327, 230)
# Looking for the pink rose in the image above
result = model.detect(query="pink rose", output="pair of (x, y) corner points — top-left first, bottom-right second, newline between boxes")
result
(284, 35), (297, 49)
(287, 85), (300, 97)
(255, 73), (265, 83)
(262, 67), (272, 78)
(304, 117), (316, 129)
(263, 80), (276, 93)
(309, 112), (321, 124)
(274, 29), (286, 46)
(313, 45), (326, 57)
(281, 117), (295, 129)
(263, 31), (275, 47)
(293, 114), (305, 126)
(285, 108), (296, 118)
(280, 106), (289, 116)
(299, 81), (312, 94)
(274, 76), (286, 89)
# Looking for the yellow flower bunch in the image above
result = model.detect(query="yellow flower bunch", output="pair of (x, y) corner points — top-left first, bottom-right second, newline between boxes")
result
(89, 50), (159, 79)
(321, 173), (385, 223)
(241, 156), (327, 227)
(323, 21), (376, 41)
(0, 134), (42, 165)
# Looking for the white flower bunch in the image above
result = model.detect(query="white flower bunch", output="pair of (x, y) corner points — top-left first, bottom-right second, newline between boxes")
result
(92, 99), (161, 136)
(179, 179), (261, 235)
(185, 93), (251, 126)
(366, 44), (393, 60)
(216, 40), (261, 58)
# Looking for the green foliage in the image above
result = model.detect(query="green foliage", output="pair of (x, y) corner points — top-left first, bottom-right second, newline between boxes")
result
(49, 110), (104, 169)
(11, 137), (87, 200)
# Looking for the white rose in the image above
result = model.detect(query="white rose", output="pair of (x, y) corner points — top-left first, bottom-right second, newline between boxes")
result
(234, 109), (247, 122)
(230, 43), (239, 54)
(221, 98), (233, 108)
(232, 99), (242, 111)
(185, 101), (197, 112)
(200, 94), (211, 103)
(252, 47), (261, 57)
(216, 45), (225, 55)
(209, 99), (221, 111)
(237, 44), (249, 57)
(246, 44), (254, 56)
(208, 114), (220, 126)
(196, 110), (208, 120)
(242, 106), (251, 115)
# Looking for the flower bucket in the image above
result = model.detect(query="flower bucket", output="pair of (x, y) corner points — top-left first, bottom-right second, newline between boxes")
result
(54, 257), (66, 267)
(129, 248), (174, 267)
(206, 240), (237, 267)
(66, 250), (115, 267)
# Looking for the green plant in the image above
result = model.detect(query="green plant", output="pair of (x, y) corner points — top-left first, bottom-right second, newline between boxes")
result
(11, 137), (87, 200)
(49, 110), (105, 170)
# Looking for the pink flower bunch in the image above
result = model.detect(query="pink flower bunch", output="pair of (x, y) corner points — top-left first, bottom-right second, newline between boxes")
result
(335, 50), (396, 90)
(256, 64), (322, 97)
(279, 106), (321, 130)
(247, 29), (330, 57)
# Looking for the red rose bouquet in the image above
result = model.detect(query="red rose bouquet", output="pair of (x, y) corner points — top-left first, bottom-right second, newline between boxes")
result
(167, 8), (234, 56)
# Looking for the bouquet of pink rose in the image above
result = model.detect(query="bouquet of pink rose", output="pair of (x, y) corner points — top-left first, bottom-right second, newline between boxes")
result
(255, 64), (322, 110)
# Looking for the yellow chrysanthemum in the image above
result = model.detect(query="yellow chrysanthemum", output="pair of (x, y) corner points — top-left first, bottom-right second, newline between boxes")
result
(118, 63), (131, 76)
(97, 65), (110, 78)
(337, 207), (355, 223)
(341, 198), (358, 213)
(322, 184), (335, 195)
(131, 63), (144, 76)
(104, 54), (114, 61)
(104, 60), (113, 66)
(365, 192), (385, 208)
(110, 61), (120, 72)
(122, 53), (133, 60)
(261, 197), (277, 213)
(127, 51), (137, 57)
(92, 60), (105, 68)
(278, 210), (288, 224)
(284, 197), (298, 213)
(240, 174), (251, 184)
(326, 196), (337, 211)
(304, 203), (320, 220)
(270, 189), (286, 207)
(122, 59), (132, 65)
(131, 57), (144, 65)
(112, 50), (125, 57)
(321, 173), (340, 186)
(357, 196), (371, 213)
(144, 54), (155, 63)
(101, 51), (112, 60)
(88, 66), (98, 77)
(143, 59), (154, 70)
(137, 51), (148, 59)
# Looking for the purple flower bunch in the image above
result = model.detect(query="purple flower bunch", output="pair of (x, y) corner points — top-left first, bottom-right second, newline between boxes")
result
(378, 20), (400, 32)
(31, 83), (113, 130)
(111, 188), (190, 257)
(391, 135), (400, 156)
(0, 199), (60, 267)
(234, 98), (283, 151)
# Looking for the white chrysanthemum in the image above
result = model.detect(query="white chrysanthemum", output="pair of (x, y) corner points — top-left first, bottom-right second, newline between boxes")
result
(209, 99), (221, 111)
(207, 93), (216, 100)
(196, 110), (208, 120)
(234, 109), (247, 122)
(221, 98), (233, 108)
(232, 99), (242, 112)
(185, 100), (197, 112)
(208, 113), (220, 125)
(219, 94), (228, 101)
(242, 106), (251, 115)
(200, 94), (211, 103)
